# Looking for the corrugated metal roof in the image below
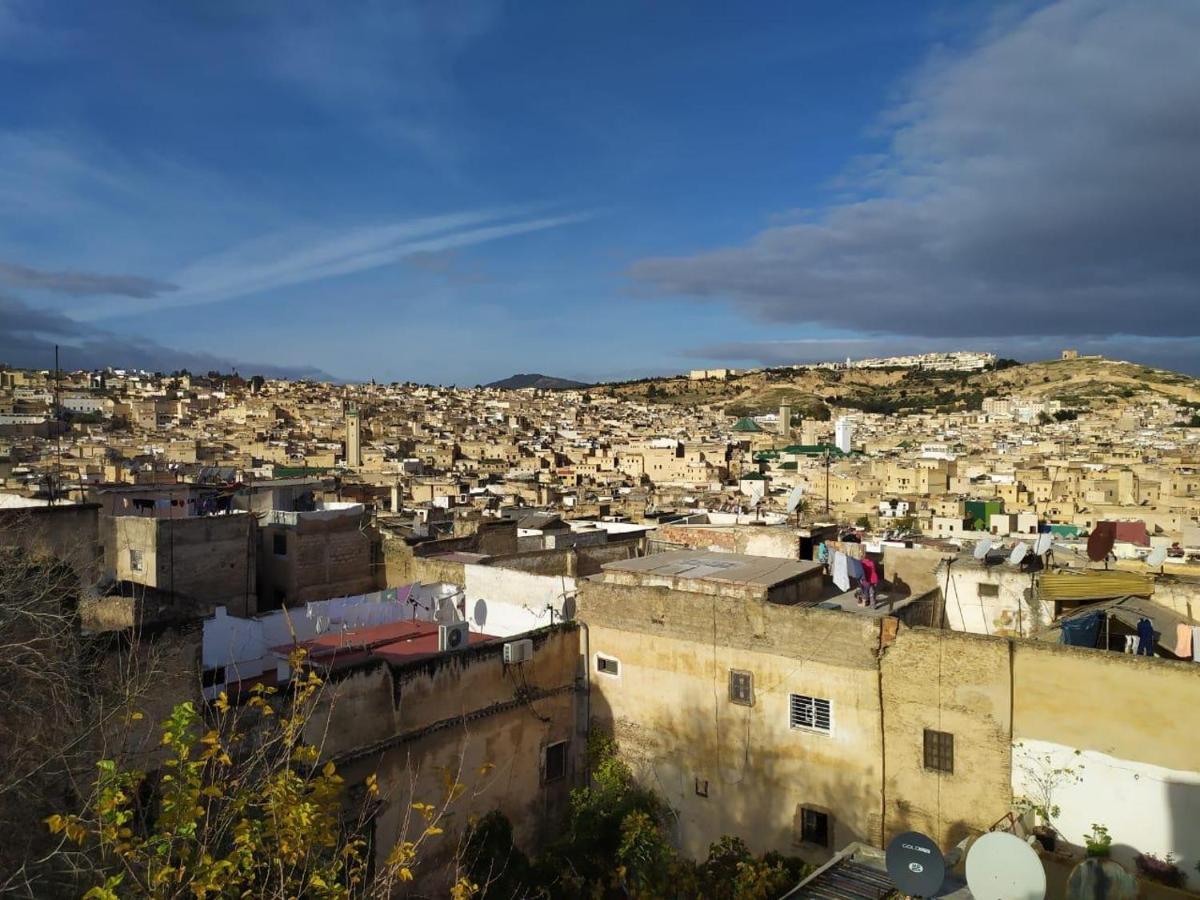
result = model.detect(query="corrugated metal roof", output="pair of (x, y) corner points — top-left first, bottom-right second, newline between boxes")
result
(789, 859), (896, 899)
(1038, 569), (1153, 601)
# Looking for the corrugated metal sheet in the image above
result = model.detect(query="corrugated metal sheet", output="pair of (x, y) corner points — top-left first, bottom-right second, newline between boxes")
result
(789, 860), (897, 899)
(1039, 570), (1153, 601)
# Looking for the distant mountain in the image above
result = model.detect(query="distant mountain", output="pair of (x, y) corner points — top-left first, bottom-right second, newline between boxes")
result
(485, 373), (591, 391)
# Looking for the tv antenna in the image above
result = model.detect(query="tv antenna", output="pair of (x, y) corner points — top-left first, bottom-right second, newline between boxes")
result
(885, 831), (946, 898)
(965, 831), (1046, 900)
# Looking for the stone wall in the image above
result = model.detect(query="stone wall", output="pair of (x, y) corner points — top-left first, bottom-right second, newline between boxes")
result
(881, 626), (1013, 847)
(310, 625), (583, 887)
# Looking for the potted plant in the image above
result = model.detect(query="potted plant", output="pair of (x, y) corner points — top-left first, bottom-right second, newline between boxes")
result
(1135, 852), (1186, 888)
(1012, 743), (1084, 854)
(1084, 824), (1112, 858)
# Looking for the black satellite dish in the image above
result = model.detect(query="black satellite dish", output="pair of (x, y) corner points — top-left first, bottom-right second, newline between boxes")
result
(886, 831), (946, 898)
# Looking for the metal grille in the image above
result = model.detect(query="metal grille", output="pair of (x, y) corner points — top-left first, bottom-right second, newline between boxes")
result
(923, 729), (954, 773)
(789, 694), (832, 733)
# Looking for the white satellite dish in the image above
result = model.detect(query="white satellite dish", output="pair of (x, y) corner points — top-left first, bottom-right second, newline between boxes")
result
(966, 832), (1046, 900)
(749, 483), (765, 506)
(1146, 545), (1168, 567)
(973, 537), (993, 560)
(785, 485), (805, 513)
(1033, 533), (1053, 556)
(1008, 542), (1029, 565)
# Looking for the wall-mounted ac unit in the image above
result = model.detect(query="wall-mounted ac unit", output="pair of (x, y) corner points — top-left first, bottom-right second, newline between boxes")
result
(503, 638), (534, 664)
(439, 621), (469, 651)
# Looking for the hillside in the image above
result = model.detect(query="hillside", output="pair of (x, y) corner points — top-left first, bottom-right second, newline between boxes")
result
(591, 357), (1200, 417)
(486, 373), (591, 391)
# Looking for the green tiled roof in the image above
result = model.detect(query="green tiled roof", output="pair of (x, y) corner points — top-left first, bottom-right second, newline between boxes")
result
(732, 417), (763, 432)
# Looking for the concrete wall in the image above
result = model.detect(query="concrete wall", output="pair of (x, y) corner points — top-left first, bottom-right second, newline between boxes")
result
(881, 544), (946, 597)
(106, 513), (256, 618)
(579, 578), (883, 864)
(311, 626), (583, 888)
(0, 503), (101, 585)
(463, 563), (576, 636)
(942, 561), (1050, 637)
(259, 510), (375, 608)
(1012, 642), (1200, 887)
(654, 523), (801, 560)
(881, 627), (1013, 847)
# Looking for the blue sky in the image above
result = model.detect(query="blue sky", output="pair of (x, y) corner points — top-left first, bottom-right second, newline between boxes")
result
(2, 0), (1198, 382)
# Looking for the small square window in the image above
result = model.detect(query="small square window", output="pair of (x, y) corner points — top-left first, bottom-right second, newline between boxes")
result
(596, 655), (620, 677)
(273, 533), (288, 556)
(800, 808), (829, 847)
(923, 729), (954, 774)
(201, 666), (226, 689)
(129, 548), (143, 572)
(544, 741), (568, 783)
(978, 583), (1000, 598)
(729, 670), (754, 706)
(695, 778), (709, 798)
(789, 694), (833, 734)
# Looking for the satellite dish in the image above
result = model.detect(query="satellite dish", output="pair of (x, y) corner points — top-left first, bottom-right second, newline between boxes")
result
(749, 483), (765, 506)
(1146, 545), (1168, 567)
(1008, 542), (1029, 565)
(314, 615), (330, 635)
(1033, 533), (1053, 555)
(973, 537), (993, 560)
(785, 485), (805, 513)
(886, 831), (946, 898)
(1086, 521), (1116, 562)
(966, 832), (1046, 900)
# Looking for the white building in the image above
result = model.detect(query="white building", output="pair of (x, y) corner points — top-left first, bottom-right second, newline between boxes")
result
(835, 417), (854, 454)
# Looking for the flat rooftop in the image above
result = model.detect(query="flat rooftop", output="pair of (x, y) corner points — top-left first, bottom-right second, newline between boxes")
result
(601, 549), (821, 586)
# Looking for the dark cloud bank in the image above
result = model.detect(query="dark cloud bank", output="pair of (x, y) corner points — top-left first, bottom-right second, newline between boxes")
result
(631, 0), (1200, 372)
(0, 295), (332, 380)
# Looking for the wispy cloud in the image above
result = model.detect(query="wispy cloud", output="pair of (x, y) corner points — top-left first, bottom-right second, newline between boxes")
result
(78, 209), (594, 319)
(0, 261), (176, 298)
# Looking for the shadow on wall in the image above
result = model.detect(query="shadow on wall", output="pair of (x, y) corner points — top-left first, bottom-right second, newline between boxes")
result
(585, 679), (891, 868)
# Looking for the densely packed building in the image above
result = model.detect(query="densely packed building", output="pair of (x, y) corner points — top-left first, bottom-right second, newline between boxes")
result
(4, 358), (1200, 894)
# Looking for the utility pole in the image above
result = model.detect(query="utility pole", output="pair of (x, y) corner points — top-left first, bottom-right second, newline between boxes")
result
(52, 344), (63, 504)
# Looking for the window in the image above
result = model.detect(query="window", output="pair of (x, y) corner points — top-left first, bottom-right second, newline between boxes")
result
(729, 670), (754, 706)
(129, 548), (143, 572)
(923, 729), (954, 774)
(789, 694), (833, 734)
(201, 666), (226, 689)
(977, 583), (1000, 599)
(596, 655), (620, 677)
(273, 533), (288, 556)
(800, 808), (830, 847)
(543, 741), (568, 783)
(694, 778), (709, 798)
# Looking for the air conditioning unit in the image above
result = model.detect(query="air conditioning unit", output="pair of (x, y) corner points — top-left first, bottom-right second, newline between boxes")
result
(503, 638), (534, 664)
(439, 621), (469, 652)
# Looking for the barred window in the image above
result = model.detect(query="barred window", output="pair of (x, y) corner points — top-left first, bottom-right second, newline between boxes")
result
(923, 729), (954, 774)
(789, 694), (833, 734)
(729, 670), (754, 706)
(800, 808), (830, 847)
(596, 655), (620, 677)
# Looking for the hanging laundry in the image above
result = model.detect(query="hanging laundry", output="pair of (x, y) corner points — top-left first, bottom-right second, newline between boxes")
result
(1175, 623), (1193, 659)
(861, 558), (879, 585)
(1193, 626), (1200, 662)
(847, 556), (865, 580)
(1136, 617), (1155, 656)
(1124, 634), (1137, 654)
(1060, 612), (1102, 648)
(816, 543), (828, 564)
(831, 551), (851, 592)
